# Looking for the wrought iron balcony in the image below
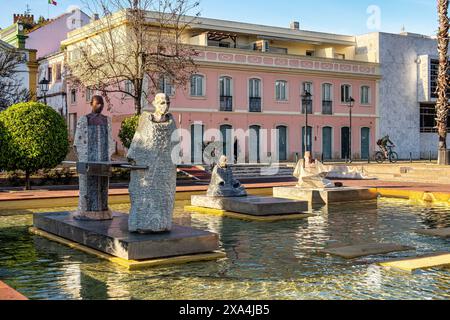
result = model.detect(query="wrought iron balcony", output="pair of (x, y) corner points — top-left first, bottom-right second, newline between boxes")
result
(322, 100), (333, 115)
(301, 101), (313, 114)
(220, 95), (233, 112)
(249, 97), (262, 112)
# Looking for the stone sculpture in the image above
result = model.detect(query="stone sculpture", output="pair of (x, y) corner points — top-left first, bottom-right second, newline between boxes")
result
(207, 155), (247, 197)
(73, 95), (115, 221)
(293, 152), (335, 189)
(127, 93), (179, 234)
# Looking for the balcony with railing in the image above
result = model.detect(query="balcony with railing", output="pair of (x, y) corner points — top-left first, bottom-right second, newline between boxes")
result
(249, 97), (262, 112)
(220, 95), (233, 111)
(322, 100), (333, 115)
(301, 101), (313, 115)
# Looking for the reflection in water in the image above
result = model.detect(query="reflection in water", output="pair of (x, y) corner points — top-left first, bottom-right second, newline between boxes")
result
(0, 198), (449, 300)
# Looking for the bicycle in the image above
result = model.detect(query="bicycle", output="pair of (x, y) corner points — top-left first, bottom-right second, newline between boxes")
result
(375, 145), (398, 164)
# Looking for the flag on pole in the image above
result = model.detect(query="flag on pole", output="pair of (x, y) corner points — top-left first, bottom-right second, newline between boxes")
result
(48, 0), (57, 6)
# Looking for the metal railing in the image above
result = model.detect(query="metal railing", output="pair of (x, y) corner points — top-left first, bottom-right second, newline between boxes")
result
(301, 101), (313, 114)
(322, 100), (333, 115)
(249, 97), (262, 112)
(220, 96), (233, 112)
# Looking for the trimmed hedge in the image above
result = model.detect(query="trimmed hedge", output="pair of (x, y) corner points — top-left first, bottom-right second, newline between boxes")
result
(118, 115), (139, 150)
(0, 102), (69, 189)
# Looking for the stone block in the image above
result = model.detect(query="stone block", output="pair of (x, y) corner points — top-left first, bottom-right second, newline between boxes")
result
(33, 212), (220, 261)
(273, 186), (378, 205)
(191, 195), (308, 216)
(321, 243), (414, 259)
(416, 228), (450, 238)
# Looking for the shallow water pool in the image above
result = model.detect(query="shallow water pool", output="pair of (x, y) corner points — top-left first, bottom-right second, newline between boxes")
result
(0, 198), (449, 300)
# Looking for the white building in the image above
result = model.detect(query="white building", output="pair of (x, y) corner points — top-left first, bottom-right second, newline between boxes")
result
(356, 31), (449, 159)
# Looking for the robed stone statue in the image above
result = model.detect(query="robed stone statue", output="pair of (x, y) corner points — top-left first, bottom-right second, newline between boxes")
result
(73, 95), (115, 221)
(127, 93), (179, 234)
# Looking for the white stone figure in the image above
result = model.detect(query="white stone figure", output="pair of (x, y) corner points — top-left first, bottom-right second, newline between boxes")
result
(127, 93), (179, 233)
(293, 152), (335, 189)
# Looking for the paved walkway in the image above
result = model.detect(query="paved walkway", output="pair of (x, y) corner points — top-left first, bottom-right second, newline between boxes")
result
(2, 180), (450, 203)
(0, 281), (27, 300)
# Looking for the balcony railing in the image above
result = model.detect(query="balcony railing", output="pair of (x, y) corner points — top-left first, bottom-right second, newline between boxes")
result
(249, 97), (262, 112)
(220, 96), (233, 112)
(301, 101), (313, 114)
(322, 100), (333, 115)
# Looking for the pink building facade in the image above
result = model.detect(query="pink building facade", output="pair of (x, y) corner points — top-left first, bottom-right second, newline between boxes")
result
(66, 15), (381, 163)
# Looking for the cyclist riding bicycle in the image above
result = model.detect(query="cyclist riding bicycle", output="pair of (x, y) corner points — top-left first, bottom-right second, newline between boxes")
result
(377, 135), (395, 158)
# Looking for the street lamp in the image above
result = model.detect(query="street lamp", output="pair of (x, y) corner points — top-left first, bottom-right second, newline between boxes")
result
(346, 97), (355, 163)
(39, 77), (50, 105)
(301, 90), (312, 154)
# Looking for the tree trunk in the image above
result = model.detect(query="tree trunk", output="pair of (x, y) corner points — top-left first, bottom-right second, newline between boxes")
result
(25, 170), (31, 191)
(437, 0), (449, 164)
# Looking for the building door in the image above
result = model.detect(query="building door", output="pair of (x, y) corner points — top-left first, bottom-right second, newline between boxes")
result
(220, 124), (233, 159)
(249, 125), (261, 163)
(190, 123), (204, 164)
(361, 127), (370, 160)
(276, 125), (288, 161)
(341, 127), (350, 159)
(322, 127), (332, 160)
(302, 126), (313, 156)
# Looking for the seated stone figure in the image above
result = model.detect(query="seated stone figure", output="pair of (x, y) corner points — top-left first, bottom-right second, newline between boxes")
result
(293, 152), (335, 189)
(207, 156), (247, 197)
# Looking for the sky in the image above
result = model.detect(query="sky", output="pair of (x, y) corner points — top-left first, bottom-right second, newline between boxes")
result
(0, 0), (440, 37)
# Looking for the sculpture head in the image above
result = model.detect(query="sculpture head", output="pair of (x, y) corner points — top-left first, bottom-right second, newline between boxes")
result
(218, 155), (228, 168)
(153, 93), (170, 116)
(91, 95), (104, 114)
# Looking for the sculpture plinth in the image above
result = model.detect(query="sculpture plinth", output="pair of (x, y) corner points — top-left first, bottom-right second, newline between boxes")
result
(32, 94), (223, 268)
(190, 156), (309, 218)
(273, 154), (378, 205)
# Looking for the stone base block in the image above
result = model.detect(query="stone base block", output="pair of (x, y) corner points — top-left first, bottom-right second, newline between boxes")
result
(33, 212), (220, 261)
(273, 186), (378, 205)
(379, 252), (450, 273)
(321, 243), (414, 259)
(191, 195), (308, 216)
(416, 228), (450, 238)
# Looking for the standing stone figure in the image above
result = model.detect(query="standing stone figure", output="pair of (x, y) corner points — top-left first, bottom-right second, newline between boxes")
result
(73, 95), (115, 221)
(127, 93), (178, 233)
(207, 156), (247, 197)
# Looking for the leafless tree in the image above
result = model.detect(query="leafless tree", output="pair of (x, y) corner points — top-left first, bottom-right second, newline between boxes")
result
(67, 0), (200, 115)
(436, 0), (449, 162)
(0, 48), (32, 111)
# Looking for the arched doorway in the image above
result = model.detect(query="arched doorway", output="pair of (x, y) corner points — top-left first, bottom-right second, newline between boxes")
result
(276, 125), (288, 161)
(341, 127), (350, 159)
(361, 127), (370, 160)
(322, 127), (333, 160)
(220, 124), (233, 159)
(190, 123), (204, 164)
(249, 125), (261, 163)
(302, 126), (313, 156)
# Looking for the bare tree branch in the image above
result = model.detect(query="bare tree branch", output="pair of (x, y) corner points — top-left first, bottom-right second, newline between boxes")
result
(66, 0), (200, 115)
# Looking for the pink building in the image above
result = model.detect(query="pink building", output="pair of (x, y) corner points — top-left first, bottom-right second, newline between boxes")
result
(65, 15), (380, 163)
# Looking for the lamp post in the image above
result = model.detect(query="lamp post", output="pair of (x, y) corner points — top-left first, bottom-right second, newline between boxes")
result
(347, 97), (355, 163)
(39, 77), (50, 105)
(302, 90), (312, 154)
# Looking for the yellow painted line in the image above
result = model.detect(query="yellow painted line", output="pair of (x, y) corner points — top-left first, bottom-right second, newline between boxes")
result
(184, 206), (314, 222)
(377, 188), (450, 204)
(29, 227), (226, 271)
(379, 253), (450, 273)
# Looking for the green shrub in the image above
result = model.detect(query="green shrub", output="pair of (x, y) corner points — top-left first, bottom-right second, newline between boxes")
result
(0, 102), (69, 190)
(118, 115), (139, 150)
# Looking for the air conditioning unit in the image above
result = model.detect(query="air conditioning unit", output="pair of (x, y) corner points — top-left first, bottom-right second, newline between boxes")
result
(253, 40), (269, 52)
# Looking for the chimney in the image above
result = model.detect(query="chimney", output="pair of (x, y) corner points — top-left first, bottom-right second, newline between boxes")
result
(290, 21), (300, 30)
